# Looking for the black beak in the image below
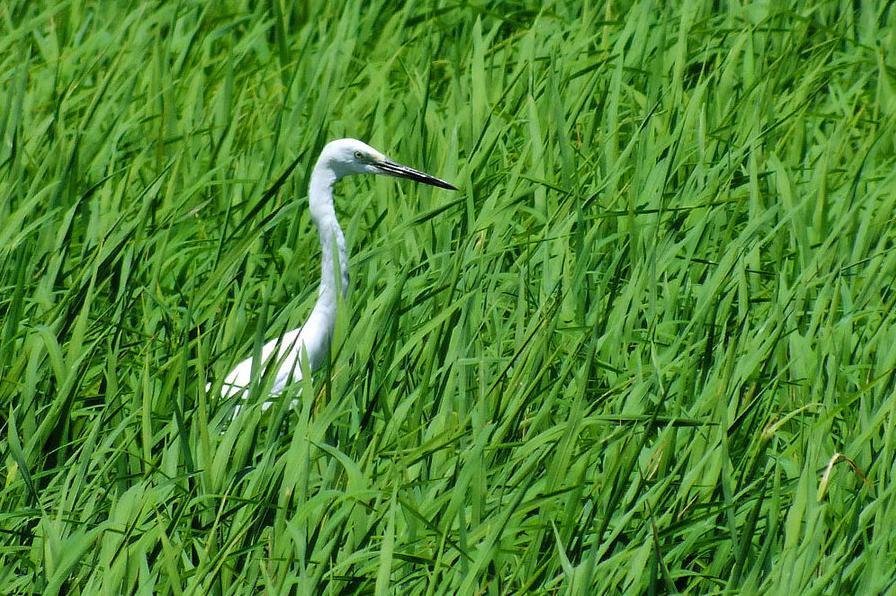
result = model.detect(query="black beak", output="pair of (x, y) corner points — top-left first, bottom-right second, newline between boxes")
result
(375, 159), (457, 190)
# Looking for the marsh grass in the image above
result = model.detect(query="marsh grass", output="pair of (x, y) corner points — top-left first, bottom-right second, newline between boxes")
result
(1, 0), (895, 593)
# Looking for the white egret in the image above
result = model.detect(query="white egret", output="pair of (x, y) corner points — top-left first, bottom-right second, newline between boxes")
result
(215, 138), (456, 416)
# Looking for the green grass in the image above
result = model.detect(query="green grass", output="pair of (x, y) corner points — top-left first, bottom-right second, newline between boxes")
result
(2, 0), (895, 593)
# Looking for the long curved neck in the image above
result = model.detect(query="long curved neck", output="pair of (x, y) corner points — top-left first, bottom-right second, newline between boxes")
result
(307, 163), (349, 330)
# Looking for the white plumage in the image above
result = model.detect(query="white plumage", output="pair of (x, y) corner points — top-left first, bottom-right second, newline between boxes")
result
(214, 138), (455, 417)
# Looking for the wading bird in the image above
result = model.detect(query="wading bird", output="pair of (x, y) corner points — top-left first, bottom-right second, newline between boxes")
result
(215, 138), (456, 417)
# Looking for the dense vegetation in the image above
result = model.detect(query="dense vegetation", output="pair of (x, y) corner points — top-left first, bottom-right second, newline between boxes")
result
(1, 1), (894, 593)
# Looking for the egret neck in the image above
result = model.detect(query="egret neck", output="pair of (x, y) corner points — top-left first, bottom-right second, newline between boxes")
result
(304, 159), (349, 370)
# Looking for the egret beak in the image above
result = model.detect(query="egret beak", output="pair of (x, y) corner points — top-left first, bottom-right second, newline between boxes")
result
(375, 159), (457, 190)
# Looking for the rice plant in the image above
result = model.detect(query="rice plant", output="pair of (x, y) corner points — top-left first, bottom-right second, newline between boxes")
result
(1, 0), (894, 593)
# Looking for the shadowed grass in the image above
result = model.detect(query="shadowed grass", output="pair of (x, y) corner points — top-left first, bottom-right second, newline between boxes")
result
(1, 0), (895, 593)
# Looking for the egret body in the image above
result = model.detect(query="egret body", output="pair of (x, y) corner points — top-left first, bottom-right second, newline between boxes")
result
(217, 139), (455, 415)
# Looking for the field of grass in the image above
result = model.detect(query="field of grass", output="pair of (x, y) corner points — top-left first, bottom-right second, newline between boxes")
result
(2, 0), (895, 593)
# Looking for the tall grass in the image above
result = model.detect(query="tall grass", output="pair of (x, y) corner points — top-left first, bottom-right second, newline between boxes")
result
(1, 0), (895, 593)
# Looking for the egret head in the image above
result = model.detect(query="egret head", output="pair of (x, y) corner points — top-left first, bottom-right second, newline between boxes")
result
(319, 138), (456, 190)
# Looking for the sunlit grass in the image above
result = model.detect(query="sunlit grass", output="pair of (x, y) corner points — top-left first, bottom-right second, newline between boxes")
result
(1, 0), (895, 593)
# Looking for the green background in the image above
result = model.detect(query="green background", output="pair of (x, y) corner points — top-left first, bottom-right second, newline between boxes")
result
(1, 0), (895, 593)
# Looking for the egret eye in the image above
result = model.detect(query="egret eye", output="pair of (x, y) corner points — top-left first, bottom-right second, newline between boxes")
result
(354, 151), (364, 160)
